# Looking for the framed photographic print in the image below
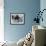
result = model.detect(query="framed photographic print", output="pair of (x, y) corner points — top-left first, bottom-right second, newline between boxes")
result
(10, 13), (25, 25)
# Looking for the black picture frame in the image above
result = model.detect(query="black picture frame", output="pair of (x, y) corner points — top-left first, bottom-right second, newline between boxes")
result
(10, 13), (25, 25)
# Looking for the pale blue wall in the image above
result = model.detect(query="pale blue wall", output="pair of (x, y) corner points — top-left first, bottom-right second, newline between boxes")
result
(40, 0), (46, 27)
(4, 0), (40, 42)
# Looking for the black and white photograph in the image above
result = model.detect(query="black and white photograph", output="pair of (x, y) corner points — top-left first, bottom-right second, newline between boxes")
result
(10, 13), (25, 24)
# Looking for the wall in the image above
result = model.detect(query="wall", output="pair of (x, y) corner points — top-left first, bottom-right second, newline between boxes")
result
(40, 0), (46, 27)
(4, 0), (40, 42)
